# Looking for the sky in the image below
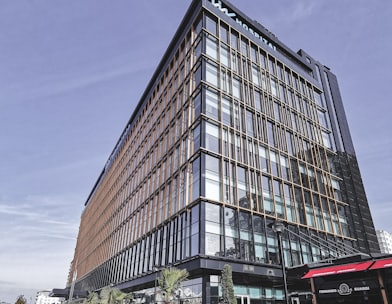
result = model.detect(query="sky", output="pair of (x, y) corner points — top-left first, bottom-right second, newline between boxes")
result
(0, 0), (391, 303)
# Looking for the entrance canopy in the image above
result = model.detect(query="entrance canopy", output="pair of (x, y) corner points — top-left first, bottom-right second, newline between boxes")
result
(302, 261), (374, 279)
(369, 257), (392, 270)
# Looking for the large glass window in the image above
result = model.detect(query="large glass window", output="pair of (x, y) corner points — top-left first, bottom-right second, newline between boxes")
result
(220, 43), (229, 67)
(267, 121), (275, 147)
(206, 36), (218, 60)
(253, 215), (266, 262)
(303, 191), (315, 228)
(246, 110), (254, 137)
(204, 121), (220, 153)
(239, 211), (254, 261)
(262, 175), (274, 214)
(206, 62), (218, 87)
(220, 23), (229, 43)
(258, 145), (270, 173)
(192, 124), (200, 154)
(191, 157), (200, 202)
(205, 203), (222, 256)
(203, 154), (221, 201)
(270, 78), (278, 97)
(204, 89), (219, 120)
(283, 184), (296, 223)
(270, 150), (280, 177)
(237, 166), (248, 208)
(224, 207), (239, 258)
(205, 15), (217, 35)
(189, 215), (198, 258)
(254, 90), (263, 112)
(221, 96), (232, 126)
(252, 65), (260, 86)
(273, 179), (284, 218)
(232, 77), (241, 99)
(220, 69), (231, 94)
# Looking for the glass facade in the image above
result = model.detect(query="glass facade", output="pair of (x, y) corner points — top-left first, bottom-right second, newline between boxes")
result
(69, 0), (379, 303)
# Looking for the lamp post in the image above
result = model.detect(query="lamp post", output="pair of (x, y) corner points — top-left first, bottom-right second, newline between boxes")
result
(272, 221), (289, 304)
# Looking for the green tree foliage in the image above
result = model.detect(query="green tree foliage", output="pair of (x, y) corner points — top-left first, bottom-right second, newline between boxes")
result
(81, 287), (133, 304)
(15, 295), (26, 304)
(83, 291), (100, 304)
(99, 287), (133, 304)
(157, 267), (189, 304)
(221, 264), (235, 304)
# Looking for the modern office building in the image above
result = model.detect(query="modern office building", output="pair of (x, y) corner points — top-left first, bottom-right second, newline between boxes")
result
(68, 0), (379, 303)
(377, 230), (392, 254)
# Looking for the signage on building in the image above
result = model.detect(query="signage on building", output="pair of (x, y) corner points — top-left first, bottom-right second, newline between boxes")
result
(208, 0), (277, 51)
(337, 283), (352, 296)
(318, 282), (370, 296)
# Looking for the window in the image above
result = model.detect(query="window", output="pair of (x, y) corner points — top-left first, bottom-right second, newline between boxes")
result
(314, 90), (324, 107)
(262, 176), (274, 214)
(221, 96), (232, 126)
(318, 109), (329, 128)
(258, 145), (269, 173)
(191, 157), (200, 202)
(220, 69), (231, 94)
(246, 110), (254, 137)
(270, 78), (278, 97)
(252, 65), (260, 86)
(232, 77), (241, 99)
(204, 122), (220, 153)
(191, 205), (200, 256)
(237, 166), (248, 207)
(205, 15), (217, 35)
(206, 36), (218, 60)
(206, 233), (221, 256)
(322, 130), (332, 149)
(268, 58), (276, 74)
(205, 62), (218, 87)
(204, 154), (221, 201)
(220, 44), (229, 67)
(283, 184), (296, 223)
(192, 124), (200, 153)
(228, 50), (236, 73)
(205, 203), (222, 256)
(230, 30), (238, 49)
(220, 23), (229, 43)
(254, 90), (263, 112)
(273, 101), (281, 122)
(240, 38), (248, 56)
(270, 150), (280, 177)
(204, 89), (219, 119)
(273, 180), (284, 217)
(224, 207), (239, 258)
(267, 121), (276, 147)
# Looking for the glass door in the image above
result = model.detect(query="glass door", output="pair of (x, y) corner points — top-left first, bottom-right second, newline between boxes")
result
(236, 295), (250, 304)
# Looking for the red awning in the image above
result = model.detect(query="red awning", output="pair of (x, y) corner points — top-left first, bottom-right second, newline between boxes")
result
(369, 258), (392, 270)
(302, 261), (374, 279)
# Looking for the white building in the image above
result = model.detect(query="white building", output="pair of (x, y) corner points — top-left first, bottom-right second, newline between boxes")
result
(376, 229), (392, 254)
(35, 291), (63, 304)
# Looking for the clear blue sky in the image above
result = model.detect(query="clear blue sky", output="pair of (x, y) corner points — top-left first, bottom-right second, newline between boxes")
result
(0, 0), (391, 302)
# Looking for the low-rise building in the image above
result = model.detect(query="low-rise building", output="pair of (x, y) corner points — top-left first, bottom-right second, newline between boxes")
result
(35, 291), (63, 304)
(377, 230), (392, 254)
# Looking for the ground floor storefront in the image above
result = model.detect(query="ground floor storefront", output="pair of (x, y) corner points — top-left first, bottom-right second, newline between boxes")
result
(296, 255), (392, 304)
(115, 257), (291, 304)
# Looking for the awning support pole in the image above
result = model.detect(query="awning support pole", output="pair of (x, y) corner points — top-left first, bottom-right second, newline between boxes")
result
(377, 269), (389, 304)
(310, 277), (318, 304)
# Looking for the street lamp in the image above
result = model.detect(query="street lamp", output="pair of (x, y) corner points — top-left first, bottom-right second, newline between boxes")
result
(272, 221), (289, 304)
